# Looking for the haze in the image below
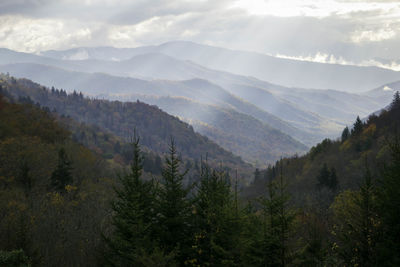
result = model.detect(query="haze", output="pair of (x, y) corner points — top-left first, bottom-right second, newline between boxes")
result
(1, 0), (400, 70)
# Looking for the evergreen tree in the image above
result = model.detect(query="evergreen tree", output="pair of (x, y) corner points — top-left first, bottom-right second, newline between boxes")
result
(316, 164), (338, 192)
(316, 163), (330, 190)
(0, 89), (4, 111)
(357, 166), (378, 266)
(329, 167), (338, 192)
(18, 158), (32, 196)
(296, 212), (328, 266)
(276, 163), (295, 266)
(351, 116), (363, 136)
(250, 162), (295, 266)
(190, 162), (241, 266)
(51, 148), (73, 191)
(331, 164), (379, 266)
(390, 91), (400, 110)
(105, 134), (159, 266)
(254, 168), (262, 182)
(157, 138), (192, 264)
(341, 126), (350, 142)
(376, 137), (400, 264)
(243, 201), (274, 267)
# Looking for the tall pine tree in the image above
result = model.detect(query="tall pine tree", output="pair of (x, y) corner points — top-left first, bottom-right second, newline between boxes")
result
(105, 134), (158, 266)
(190, 162), (241, 266)
(316, 163), (330, 190)
(331, 163), (379, 266)
(376, 136), (400, 264)
(157, 138), (192, 264)
(351, 116), (364, 136)
(51, 148), (73, 192)
(390, 91), (400, 110)
(249, 161), (295, 266)
(341, 126), (350, 142)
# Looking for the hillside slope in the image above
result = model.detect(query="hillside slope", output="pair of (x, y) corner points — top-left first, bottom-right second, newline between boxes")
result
(0, 66), (312, 163)
(244, 93), (400, 207)
(0, 83), (116, 266)
(0, 61), (321, 136)
(0, 49), (386, 143)
(123, 95), (307, 165)
(0, 74), (249, 172)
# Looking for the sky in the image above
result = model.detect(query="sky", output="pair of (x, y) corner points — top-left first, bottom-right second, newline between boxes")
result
(1, 0), (400, 69)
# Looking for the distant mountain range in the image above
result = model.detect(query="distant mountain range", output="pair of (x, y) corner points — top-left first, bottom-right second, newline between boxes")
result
(0, 63), (308, 165)
(0, 41), (396, 165)
(365, 80), (400, 103)
(40, 41), (400, 92)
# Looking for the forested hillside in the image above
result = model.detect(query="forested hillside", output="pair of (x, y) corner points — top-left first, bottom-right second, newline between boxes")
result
(1, 73), (400, 265)
(2, 0), (400, 265)
(123, 95), (307, 165)
(0, 74), (249, 174)
(243, 92), (400, 265)
(0, 63), (315, 160)
(0, 79), (249, 266)
(1, 49), (389, 157)
(0, 89), (115, 266)
(246, 92), (400, 201)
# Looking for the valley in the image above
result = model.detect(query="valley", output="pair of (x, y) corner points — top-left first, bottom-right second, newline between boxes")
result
(0, 42), (391, 165)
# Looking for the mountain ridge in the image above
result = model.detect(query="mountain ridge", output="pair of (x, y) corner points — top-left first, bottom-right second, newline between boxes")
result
(39, 41), (400, 92)
(0, 74), (253, 173)
(0, 45), (390, 154)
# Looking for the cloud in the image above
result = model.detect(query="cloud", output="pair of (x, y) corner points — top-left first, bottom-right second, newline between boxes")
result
(274, 52), (353, 65)
(0, 0), (399, 66)
(274, 52), (400, 71)
(0, 15), (96, 52)
(231, 0), (400, 18)
(350, 28), (396, 43)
